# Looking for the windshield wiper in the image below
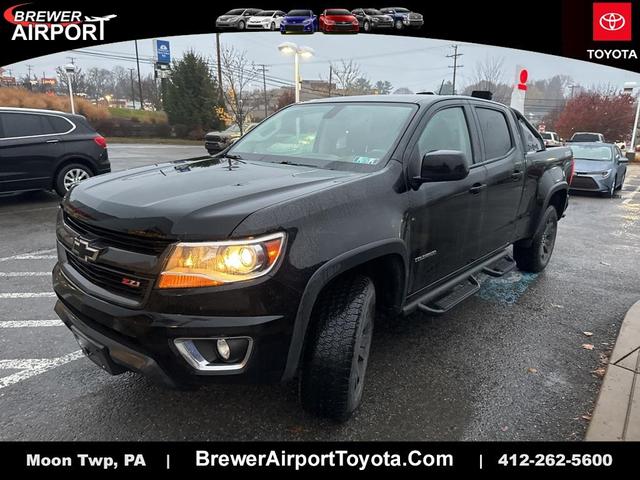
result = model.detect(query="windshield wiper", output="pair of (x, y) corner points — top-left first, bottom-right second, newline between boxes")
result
(219, 153), (246, 170)
(277, 160), (319, 168)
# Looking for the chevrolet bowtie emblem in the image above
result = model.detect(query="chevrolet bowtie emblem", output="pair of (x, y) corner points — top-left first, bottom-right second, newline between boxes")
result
(72, 237), (102, 262)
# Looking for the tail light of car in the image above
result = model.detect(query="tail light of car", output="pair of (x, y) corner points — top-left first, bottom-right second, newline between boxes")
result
(93, 135), (107, 149)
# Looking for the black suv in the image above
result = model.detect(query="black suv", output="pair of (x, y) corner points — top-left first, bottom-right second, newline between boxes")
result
(0, 107), (110, 196)
(53, 95), (572, 421)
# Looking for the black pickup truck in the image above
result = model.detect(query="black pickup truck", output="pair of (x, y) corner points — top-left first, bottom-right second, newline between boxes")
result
(53, 95), (573, 421)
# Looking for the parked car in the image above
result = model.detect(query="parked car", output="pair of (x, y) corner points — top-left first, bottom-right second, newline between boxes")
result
(380, 7), (424, 30)
(246, 10), (286, 30)
(351, 8), (394, 32)
(204, 123), (256, 154)
(569, 142), (627, 197)
(215, 8), (262, 30)
(280, 9), (317, 33)
(53, 94), (572, 421)
(319, 9), (359, 33)
(0, 107), (109, 196)
(541, 131), (562, 147)
(569, 131), (605, 143)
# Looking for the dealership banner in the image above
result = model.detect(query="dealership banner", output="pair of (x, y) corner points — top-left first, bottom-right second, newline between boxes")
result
(1, 0), (640, 72)
(2, 441), (638, 473)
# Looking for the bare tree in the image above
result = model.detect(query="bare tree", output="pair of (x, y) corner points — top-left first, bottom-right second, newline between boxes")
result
(331, 59), (363, 95)
(219, 46), (259, 134)
(469, 55), (506, 92)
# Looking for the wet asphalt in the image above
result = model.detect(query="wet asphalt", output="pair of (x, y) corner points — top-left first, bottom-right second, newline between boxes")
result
(0, 144), (638, 441)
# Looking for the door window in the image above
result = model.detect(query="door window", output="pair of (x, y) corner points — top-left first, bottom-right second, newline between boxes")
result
(475, 107), (513, 160)
(518, 119), (544, 153)
(0, 113), (52, 138)
(416, 107), (473, 164)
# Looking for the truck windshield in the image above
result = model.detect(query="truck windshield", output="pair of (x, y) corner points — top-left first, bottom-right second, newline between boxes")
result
(228, 102), (417, 171)
(570, 145), (612, 161)
(572, 133), (600, 142)
(541, 133), (552, 140)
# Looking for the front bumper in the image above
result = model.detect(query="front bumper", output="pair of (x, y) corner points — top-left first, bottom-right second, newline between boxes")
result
(246, 23), (271, 30)
(322, 23), (359, 33)
(281, 23), (314, 33)
(216, 21), (241, 30)
(53, 261), (298, 386)
(570, 174), (612, 192)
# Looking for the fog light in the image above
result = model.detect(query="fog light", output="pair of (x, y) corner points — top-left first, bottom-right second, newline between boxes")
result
(217, 338), (231, 361)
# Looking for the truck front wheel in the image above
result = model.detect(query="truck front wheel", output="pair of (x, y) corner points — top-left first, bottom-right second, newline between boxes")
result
(300, 274), (375, 421)
(513, 205), (558, 273)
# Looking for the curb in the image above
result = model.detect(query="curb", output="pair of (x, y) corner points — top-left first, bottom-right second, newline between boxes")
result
(586, 300), (640, 441)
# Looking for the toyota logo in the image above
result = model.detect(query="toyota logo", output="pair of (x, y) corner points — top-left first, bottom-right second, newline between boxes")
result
(599, 12), (626, 31)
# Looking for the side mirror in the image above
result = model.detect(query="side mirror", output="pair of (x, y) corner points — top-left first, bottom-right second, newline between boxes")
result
(414, 150), (470, 184)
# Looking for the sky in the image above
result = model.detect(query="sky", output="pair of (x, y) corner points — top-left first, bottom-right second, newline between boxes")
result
(4, 32), (640, 94)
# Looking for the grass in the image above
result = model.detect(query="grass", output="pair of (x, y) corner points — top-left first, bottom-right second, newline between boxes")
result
(108, 107), (168, 124)
(106, 137), (202, 145)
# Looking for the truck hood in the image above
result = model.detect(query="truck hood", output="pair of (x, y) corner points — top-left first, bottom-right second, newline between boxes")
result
(63, 158), (358, 240)
(573, 158), (614, 173)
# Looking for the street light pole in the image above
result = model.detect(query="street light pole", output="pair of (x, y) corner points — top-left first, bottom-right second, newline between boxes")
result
(277, 42), (314, 104)
(624, 82), (640, 157)
(63, 63), (76, 114)
(294, 51), (300, 103)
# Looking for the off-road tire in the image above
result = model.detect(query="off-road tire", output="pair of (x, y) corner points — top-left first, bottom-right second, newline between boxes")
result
(300, 274), (375, 421)
(513, 205), (558, 273)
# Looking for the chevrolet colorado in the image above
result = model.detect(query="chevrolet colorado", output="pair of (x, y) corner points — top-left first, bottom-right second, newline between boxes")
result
(53, 95), (573, 421)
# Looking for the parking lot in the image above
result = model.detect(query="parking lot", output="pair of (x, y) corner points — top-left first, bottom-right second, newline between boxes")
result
(0, 143), (639, 441)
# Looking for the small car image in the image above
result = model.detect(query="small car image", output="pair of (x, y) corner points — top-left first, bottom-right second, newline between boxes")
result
(569, 143), (628, 197)
(319, 9), (359, 34)
(204, 123), (257, 155)
(216, 8), (262, 31)
(541, 131), (562, 147)
(380, 7), (424, 30)
(246, 10), (287, 30)
(351, 8), (394, 32)
(280, 9), (318, 34)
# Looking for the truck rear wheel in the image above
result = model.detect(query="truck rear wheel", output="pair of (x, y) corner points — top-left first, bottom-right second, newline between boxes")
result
(513, 205), (558, 273)
(300, 274), (375, 421)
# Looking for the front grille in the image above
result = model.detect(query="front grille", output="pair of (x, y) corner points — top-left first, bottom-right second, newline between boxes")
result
(571, 176), (599, 190)
(64, 213), (173, 256)
(334, 23), (355, 30)
(284, 24), (304, 31)
(68, 255), (151, 301)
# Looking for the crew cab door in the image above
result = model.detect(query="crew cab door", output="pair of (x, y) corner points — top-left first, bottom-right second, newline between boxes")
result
(405, 101), (488, 294)
(469, 103), (525, 255)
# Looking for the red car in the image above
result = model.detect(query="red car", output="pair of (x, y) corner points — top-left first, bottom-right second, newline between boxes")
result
(319, 9), (359, 33)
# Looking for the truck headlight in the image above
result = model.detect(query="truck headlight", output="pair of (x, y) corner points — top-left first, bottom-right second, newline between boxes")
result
(158, 232), (285, 288)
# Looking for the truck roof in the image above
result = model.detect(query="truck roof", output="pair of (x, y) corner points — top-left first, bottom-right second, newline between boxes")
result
(306, 94), (506, 108)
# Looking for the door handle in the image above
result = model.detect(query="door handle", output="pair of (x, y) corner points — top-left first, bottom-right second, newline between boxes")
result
(468, 183), (486, 194)
(45, 139), (60, 144)
(511, 171), (523, 180)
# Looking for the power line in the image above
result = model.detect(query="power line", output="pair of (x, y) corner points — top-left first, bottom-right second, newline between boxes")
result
(446, 45), (463, 95)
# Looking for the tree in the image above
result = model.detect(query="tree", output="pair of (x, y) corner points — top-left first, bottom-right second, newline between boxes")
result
(470, 55), (506, 92)
(374, 80), (393, 95)
(164, 50), (224, 135)
(85, 67), (115, 99)
(55, 66), (87, 95)
(331, 60), (362, 95)
(276, 88), (295, 110)
(219, 46), (259, 134)
(554, 91), (635, 142)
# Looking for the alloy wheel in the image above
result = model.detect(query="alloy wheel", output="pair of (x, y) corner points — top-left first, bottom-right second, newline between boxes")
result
(63, 168), (90, 191)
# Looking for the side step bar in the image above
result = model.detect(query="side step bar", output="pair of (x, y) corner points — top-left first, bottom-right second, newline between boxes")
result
(482, 255), (516, 277)
(418, 276), (480, 315)
(403, 249), (509, 316)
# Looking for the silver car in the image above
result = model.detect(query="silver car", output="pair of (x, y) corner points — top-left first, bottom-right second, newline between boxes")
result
(570, 143), (628, 197)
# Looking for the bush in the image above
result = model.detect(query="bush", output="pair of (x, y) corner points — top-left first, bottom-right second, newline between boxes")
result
(0, 87), (109, 121)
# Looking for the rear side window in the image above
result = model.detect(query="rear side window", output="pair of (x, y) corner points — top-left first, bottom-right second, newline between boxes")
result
(416, 107), (473, 164)
(0, 113), (53, 138)
(518, 119), (544, 153)
(46, 115), (73, 134)
(475, 107), (513, 160)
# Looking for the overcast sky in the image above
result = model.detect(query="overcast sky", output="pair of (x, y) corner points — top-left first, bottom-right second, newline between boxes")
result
(4, 32), (640, 94)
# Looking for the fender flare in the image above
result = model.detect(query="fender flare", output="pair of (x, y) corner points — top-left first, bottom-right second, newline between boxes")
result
(525, 181), (568, 243)
(281, 238), (408, 381)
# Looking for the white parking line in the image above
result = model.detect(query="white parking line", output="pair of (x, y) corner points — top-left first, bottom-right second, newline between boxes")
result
(0, 248), (56, 262)
(0, 292), (56, 299)
(0, 320), (63, 328)
(0, 272), (50, 277)
(0, 350), (83, 389)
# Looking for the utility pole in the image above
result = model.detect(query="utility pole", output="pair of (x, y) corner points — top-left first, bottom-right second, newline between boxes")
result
(66, 57), (76, 65)
(129, 68), (136, 108)
(215, 33), (223, 100)
(257, 64), (269, 118)
(328, 65), (332, 97)
(446, 45), (463, 95)
(134, 40), (144, 110)
(569, 84), (577, 98)
(26, 64), (33, 80)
